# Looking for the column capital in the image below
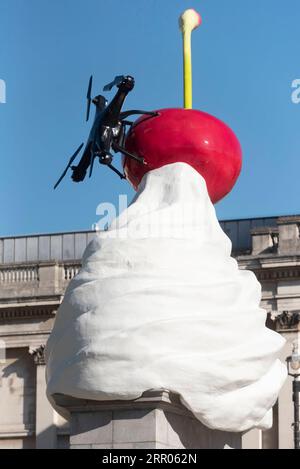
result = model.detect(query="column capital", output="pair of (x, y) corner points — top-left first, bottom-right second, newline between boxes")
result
(29, 344), (46, 365)
(272, 311), (300, 332)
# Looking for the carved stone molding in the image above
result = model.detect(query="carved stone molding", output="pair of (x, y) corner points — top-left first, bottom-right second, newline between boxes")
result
(254, 268), (300, 282)
(29, 344), (46, 365)
(272, 311), (300, 332)
(0, 304), (57, 321)
(277, 216), (300, 225)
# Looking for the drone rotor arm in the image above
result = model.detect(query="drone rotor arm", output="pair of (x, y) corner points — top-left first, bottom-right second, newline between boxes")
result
(71, 142), (94, 182)
(103, 75), (125, 92)
(112, 141), (144, 165)
(107, 163), (126, 179)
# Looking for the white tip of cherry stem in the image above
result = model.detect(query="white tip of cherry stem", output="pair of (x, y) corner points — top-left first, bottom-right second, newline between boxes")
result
(179, 9), (202, 33)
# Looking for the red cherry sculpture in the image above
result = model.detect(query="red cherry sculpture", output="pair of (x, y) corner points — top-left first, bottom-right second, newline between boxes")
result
(123, 108), (242, 203)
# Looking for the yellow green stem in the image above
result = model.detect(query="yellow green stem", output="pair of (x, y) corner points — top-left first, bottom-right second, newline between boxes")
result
(182, 30), (192, 109)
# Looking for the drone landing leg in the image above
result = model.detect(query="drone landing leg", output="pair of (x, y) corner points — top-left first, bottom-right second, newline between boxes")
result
(120, 110), (159, 120)
(107, 163), (126, 179)
(112, 142), (145, 164)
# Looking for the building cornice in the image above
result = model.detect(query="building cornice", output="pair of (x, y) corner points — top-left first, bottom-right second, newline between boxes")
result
(277, 216), (300, 225)
(254, 268), (300, 281)
(0, 294), (63, 306)
(236, 254), (300, 281)
(237, 254), (300, 264)
(0, 303), (58, 321)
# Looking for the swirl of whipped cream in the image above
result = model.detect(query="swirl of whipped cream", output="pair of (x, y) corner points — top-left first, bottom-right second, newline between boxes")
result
(45, 163), (286, 432)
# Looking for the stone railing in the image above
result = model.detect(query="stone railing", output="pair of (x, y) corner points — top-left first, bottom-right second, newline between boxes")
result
(0, 262), (82, 286)
(63, 263), (81, 281)
(0, 264), (39, 283)
(0, 261), (81, 304)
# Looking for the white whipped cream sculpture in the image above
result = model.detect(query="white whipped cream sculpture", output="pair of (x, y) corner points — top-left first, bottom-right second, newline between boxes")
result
(45, 163), (286, 432)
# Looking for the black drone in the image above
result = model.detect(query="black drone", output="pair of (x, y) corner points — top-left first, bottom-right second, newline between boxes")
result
(54, 75), (157, 189)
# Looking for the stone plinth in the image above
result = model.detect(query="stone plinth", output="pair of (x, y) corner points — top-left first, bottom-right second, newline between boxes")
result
(53, 390), (242, 449)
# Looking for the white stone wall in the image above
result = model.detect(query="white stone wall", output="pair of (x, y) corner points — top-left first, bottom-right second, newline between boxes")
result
(0, 348), (36, 448)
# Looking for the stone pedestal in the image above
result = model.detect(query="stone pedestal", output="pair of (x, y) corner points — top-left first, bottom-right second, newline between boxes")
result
(53, 390), (242, 449)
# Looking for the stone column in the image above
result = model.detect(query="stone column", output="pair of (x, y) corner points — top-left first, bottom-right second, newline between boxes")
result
(53, 390), (241, 449)
(30, 345), (57, 449)
(273, 312), (300, 449)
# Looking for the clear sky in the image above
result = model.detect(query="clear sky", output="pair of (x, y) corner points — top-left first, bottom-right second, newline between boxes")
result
(0, 0), (299, 237)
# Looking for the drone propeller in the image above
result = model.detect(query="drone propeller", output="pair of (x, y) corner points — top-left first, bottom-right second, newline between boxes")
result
(54, 143), (84, 189)
(103, 75), (125, 92)
(86, 75), (93, 121)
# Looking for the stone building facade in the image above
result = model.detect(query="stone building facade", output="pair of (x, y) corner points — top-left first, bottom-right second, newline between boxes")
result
(0, 216), (299, 449)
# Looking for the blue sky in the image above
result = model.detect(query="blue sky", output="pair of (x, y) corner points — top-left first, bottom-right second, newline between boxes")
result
(0, 0), (299, 236)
